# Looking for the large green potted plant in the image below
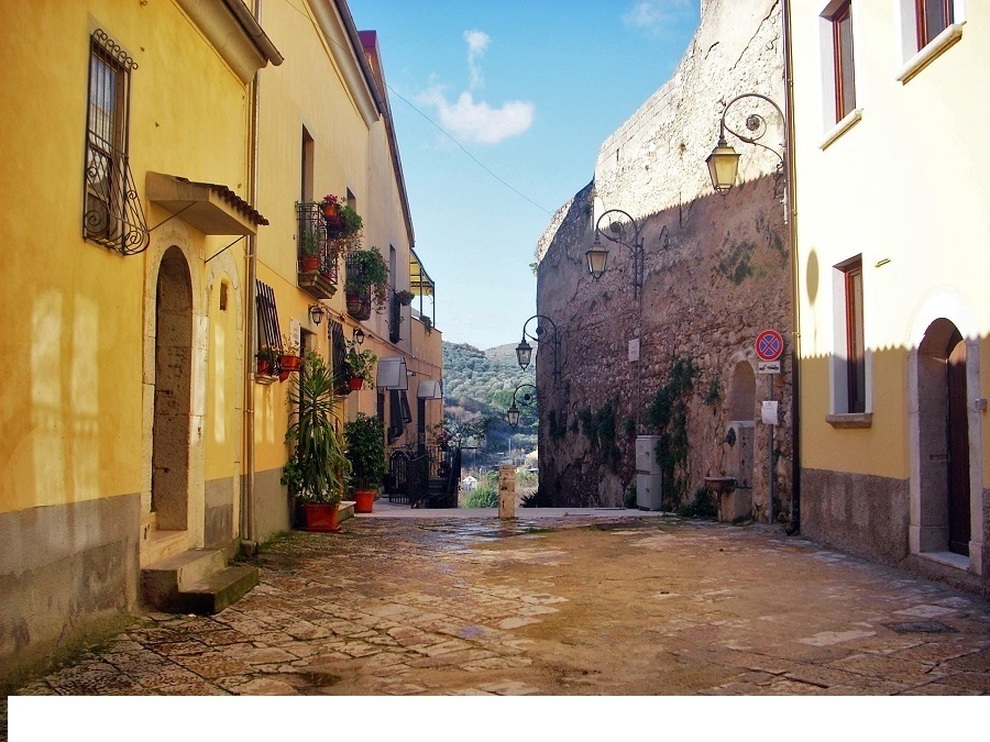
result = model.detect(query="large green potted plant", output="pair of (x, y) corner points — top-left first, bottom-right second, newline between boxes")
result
(343, 413), (388, 513)
(344, 247), (389, 320)
(344, 341), (377, 391)
(282, 350), (351, 531)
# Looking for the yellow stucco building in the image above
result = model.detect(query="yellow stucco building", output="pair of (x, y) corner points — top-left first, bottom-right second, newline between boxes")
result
(0, 0), (442, 685)
(788, 0), (990, 592)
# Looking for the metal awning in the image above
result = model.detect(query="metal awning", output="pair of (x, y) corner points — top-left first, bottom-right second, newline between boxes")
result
(146, 172), (269, 235)
(417, 379), (443, 400)
(376, 356), (408, 390)
(409, 248), (435, 296)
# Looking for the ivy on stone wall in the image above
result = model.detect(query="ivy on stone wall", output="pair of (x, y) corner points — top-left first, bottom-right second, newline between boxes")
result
(715, 239), (756, 286)
(548, 409), (569, 441)
(645, 357), (698, 509)
(577, 397), (621, 468)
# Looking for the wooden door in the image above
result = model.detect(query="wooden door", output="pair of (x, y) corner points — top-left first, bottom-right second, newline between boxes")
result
(946, 331), (970, 556)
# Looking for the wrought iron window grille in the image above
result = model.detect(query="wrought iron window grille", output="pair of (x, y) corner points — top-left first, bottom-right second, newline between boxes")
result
(83, 29), (149, 255)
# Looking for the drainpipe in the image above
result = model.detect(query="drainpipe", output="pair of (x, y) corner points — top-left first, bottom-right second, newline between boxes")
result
(781, 0), (801, 536)
(242, 0), (264, 549)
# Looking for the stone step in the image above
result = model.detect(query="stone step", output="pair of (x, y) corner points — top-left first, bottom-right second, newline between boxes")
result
(141, 549), (258, 615)
(338, 500), (356, 522)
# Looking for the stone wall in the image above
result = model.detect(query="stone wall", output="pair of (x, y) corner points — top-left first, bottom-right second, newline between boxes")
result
(535, 0), (793, 517)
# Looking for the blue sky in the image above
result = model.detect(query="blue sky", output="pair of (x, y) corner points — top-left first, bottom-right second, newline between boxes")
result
(350, 1), (702, 350)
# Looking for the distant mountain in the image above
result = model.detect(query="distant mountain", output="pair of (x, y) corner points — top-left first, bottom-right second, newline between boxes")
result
(442, 341), (537, 455)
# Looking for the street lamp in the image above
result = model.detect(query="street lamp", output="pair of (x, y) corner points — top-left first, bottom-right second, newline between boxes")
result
(515, 314), (560, 383)
(506, 383), (537, 427)
(586, 208), (644, 296)
(308, 303), (326, 325)
(706, 93), (787, 200)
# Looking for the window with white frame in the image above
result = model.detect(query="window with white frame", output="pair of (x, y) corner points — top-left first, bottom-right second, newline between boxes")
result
(830, 256), (869, 418)
(896, 0), (965, 81)
(818, 1), (860, 138)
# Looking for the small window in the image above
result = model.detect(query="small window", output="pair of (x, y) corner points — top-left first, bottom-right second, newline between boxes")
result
(255, 279), (284, 369)
(917, 0), (953, 48)
(841, 258), (866, 414)
(84, 30), (138, 250)
(828, 2), (856, 123)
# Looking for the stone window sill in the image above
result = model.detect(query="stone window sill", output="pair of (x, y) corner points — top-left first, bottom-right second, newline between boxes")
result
(897, 23), (964, 84)
(820, 109), (863, 151)
(826, 412), (873, 429)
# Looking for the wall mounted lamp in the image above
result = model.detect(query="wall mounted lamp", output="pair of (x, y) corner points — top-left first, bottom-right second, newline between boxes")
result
(308, 303), (326, 325)
(352, 327), (366, 345)
(506, 383), (537, 427)
(515, 314), (560, 384)
(587, 208), (645, 296)
(706, 92), (787, 201)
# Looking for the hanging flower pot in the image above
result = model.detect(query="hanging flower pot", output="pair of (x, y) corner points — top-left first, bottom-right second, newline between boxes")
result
(348, 376), (365, 391)
(280, 354), (301, 373)
(345, 290), (372, 321)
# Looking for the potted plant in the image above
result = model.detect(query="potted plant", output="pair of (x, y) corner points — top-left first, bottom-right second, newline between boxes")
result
(343, 413), (388, 513)
(279, 334), (301, 380)
(282, 350), (351, 531)
(299, 225), (321, 272)
(321, 194), (364, 241)
(345, 341), (377, 391)
(344, 247), (389, 320)
(395, 289), (414, 306)
(256, 347), (277, 377)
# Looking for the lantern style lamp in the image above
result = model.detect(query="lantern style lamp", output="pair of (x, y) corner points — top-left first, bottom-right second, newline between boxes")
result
(706, 133), (741, 194)
(585, 238), (609, 280)
(352, 328), (366, 345)
(515, 337), (533, 370)
(308, 304), (326, 325)
(506, 404), (521, 427)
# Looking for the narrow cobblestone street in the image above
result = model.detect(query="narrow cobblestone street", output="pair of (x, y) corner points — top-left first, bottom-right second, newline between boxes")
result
(6, 509), (990, 736)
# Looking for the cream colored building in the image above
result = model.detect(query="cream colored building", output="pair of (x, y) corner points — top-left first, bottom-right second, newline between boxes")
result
(787, 0), (990, 590)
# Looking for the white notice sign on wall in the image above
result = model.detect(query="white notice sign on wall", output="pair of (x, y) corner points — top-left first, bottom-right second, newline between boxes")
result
(628, 338), (640, 362)
(762, 401), (779, 425)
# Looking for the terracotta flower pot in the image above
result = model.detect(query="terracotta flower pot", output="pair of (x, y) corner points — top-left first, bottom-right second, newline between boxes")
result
(353, 490), (375, 513)
(300, 254), (319, 272)
(348, 376), (364, 391)
(302, 502), (340, 532)
(280, 354), (301, 372)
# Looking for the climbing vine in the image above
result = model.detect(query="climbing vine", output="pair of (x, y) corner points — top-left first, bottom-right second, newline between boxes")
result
(577, 397), (621, 468)
(645, 357), (698, 509)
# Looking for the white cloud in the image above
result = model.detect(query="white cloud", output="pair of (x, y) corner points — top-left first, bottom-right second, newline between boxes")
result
(420, 88), (534, 146)
(417, 30), (534, 145)
(622, 0), (694, 37)
(464, 29), (490, 90)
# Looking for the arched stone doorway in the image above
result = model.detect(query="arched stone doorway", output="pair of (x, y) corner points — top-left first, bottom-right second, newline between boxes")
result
(914, 318), (971, 558)
(151, 246), (193, 533)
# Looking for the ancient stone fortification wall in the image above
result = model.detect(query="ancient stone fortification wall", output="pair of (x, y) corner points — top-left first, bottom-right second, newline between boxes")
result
(535, 0), (792, 517)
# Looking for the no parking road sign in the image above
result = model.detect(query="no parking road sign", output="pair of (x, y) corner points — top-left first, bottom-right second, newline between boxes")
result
(756, 329), (783, 374)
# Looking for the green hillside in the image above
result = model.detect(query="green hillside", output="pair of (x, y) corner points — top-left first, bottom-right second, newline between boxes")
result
(442, 341), (537, 461)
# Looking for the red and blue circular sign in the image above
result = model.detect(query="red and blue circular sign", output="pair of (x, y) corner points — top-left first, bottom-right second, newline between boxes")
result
(755, 329), (784, 362)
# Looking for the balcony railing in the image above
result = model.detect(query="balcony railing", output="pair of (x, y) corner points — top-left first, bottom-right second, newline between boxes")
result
(295, 201), (339, 298)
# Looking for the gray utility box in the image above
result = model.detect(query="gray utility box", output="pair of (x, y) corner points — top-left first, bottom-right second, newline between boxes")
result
(635, 435), (663, 511)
